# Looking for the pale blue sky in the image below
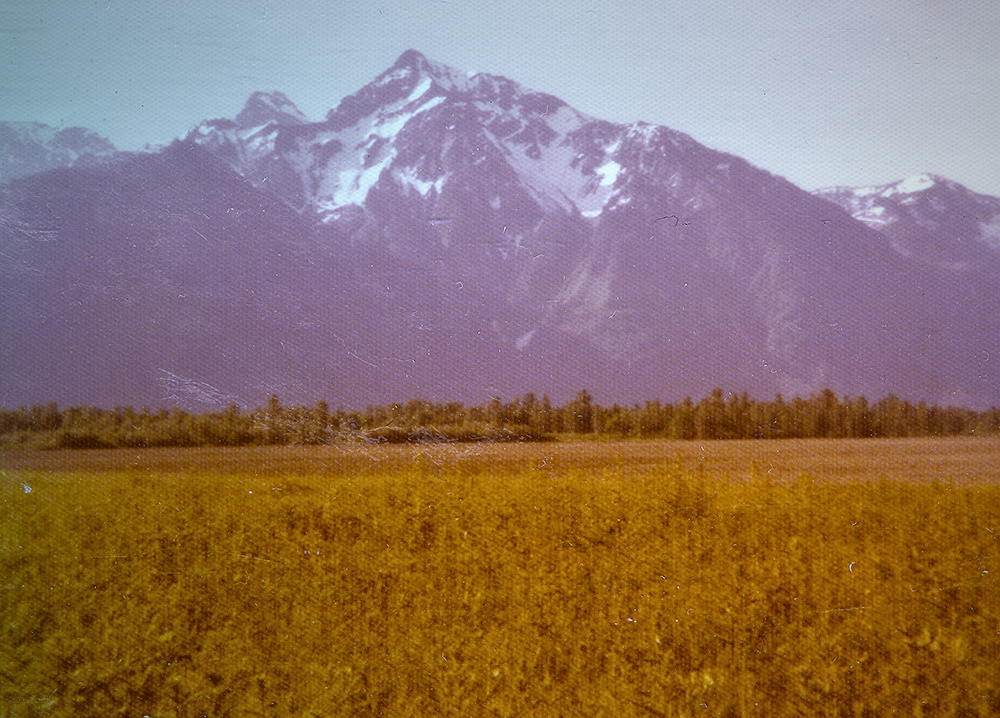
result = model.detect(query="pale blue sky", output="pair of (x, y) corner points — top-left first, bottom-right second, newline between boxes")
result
(3, 0), (997, 194)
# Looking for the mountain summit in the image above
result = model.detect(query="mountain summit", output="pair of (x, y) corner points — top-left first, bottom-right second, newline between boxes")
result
(0, 121), (118, 185)
(2, 51), (998, 408)
(234, 91), (308, 128)
(815, 174), (1000, 269)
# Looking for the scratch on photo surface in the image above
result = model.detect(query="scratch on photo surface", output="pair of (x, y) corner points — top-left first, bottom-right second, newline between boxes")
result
(157, 369), (240, 407)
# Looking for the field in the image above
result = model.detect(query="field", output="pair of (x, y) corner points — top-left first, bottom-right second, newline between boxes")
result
(2, 437), (999, 717)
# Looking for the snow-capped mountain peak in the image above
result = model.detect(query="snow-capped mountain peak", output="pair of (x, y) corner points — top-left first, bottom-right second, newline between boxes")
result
(375, 49), (478, 95)
(815, 173), (1000, 264)
(888, 172), (938, 195)
(235, 91), (308, 128)
(190, 50), (717, 225)
(330, 50), (570, 127)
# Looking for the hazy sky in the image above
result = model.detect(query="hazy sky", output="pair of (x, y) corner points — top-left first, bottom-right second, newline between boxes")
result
(3, 0), (997, 194)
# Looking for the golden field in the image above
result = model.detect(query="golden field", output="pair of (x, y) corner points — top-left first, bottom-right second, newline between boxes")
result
(2, 437), (999, 717)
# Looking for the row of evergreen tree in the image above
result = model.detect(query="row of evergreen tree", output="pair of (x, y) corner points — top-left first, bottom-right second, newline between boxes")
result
(1, 389), (998, 450)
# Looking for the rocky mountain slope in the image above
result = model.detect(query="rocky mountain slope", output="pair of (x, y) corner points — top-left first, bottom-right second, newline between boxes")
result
(2, 51), (997, 409)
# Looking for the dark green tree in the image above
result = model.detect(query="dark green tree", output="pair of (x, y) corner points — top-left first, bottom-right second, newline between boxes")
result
(569, 390), (594, 434)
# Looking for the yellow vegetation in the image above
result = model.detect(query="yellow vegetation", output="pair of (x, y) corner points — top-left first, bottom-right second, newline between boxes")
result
(2, 439), (998, 716)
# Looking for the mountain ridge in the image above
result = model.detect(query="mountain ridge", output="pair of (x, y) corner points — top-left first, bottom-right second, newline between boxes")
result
(2, 50), (997, 409)
(814, 173), (1000, 268)
(0, 121), (120, 185)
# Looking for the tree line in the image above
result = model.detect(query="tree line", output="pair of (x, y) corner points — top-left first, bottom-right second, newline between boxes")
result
(2, 388), (998, 450)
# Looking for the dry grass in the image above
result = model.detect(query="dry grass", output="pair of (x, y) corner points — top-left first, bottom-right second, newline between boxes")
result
(4, 436), (999, 484)
(2, 438), (998, 716)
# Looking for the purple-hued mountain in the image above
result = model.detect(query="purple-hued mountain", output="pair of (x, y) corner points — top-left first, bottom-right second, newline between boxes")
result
(814, 174), (1000, 269)
(2, 50), (998, 409)
(0, 122), (119, 185)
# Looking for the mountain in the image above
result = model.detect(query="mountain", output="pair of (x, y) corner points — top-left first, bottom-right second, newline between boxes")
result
(0, 122), (119, 185)
(814, 174), (1000, 269)
(2, 50), (998, 409)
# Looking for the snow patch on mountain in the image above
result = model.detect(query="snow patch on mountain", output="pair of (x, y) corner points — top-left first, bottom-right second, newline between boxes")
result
(332, 151), (395, 207)
(896, 174), (935, 194)
(856, 204), (889, 225)
(625, 122), (659, 143)
(396, 167), (444, 197)
(302, 90), (448, 215)
(977, 214), (1000, 250)
(376, 67), (412, 87)
(405, 76), (433, 104)
(481, 105), (628, 217)
(502, 138), (593, 214)
(375, 95), (445, 141)
(886, 173), (936, 195)
(595, 160), (622, 187)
